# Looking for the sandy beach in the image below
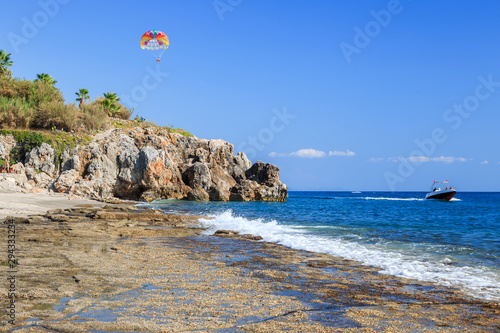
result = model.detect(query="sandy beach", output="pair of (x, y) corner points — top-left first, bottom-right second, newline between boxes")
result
(1, 191), (499, 332)
(0, 191), (108, 220)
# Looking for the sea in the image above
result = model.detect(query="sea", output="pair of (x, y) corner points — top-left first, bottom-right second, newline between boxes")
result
(144, 191), (500, 302)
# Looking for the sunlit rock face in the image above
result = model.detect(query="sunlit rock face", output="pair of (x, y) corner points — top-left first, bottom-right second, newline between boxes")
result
(3, 127), (287, 202)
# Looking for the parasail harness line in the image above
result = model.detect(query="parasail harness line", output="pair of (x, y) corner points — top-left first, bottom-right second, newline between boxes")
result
(156, 48), (167, 63)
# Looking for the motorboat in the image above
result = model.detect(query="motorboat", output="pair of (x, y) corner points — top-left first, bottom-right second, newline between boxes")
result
(425, 180), (456, 201)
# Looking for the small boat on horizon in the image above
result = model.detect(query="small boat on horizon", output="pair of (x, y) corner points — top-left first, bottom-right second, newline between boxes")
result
(352, 191), (362, 194)
(425, 180), (456, 201)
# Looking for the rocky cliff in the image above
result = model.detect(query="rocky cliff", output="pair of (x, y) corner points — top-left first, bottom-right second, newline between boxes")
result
(0, 127), (288, 202)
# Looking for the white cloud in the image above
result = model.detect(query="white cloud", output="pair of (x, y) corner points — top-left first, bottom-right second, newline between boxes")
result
(290, 149), (326, 158)
(481, 160), (489, 165)
(268, 152), (289, 157)
(329, 150), (355, 157)
(371, 156), (468, 163)
(270, 148), (356, 159)
(422, 156), (467, 163)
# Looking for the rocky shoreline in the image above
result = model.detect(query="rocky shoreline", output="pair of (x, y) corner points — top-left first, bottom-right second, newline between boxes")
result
(0, 127), (288, 202)
(1, 197), (499, 332)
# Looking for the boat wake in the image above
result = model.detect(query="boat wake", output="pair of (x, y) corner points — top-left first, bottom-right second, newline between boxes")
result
(361, 197), (425, 201)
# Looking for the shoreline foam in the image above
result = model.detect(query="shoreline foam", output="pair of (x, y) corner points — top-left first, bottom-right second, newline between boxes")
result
(0, 191), (499, 331)
(197, 210), (500, 302)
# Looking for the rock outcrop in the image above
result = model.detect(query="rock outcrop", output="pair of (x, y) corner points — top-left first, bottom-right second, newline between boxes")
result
(0, 128), (288, 202)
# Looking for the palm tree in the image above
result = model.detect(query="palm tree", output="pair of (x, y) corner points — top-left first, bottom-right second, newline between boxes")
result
(102, 92), (121, 116)
(35, 73), (57, 85)
(103, 92), (120, 103)
(0, 50), (13, 78)
(75, 88), (90, 109)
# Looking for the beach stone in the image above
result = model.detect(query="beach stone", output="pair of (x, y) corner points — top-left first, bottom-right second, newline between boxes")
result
(47, 209), (64, 214)
(102, 205), (138, 211)
(214, 230), (239, 236)
(307, 260), (329, 268)
(240, 234), (264, 241)
(4, 216), (30, 224)
(45, 214), (78, 222)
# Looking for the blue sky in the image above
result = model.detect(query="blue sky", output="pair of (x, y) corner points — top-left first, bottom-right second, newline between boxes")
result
(1, 0), (500, 191)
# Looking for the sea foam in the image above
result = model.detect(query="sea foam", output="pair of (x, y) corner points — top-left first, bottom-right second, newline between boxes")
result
(199, 210), (500, 301)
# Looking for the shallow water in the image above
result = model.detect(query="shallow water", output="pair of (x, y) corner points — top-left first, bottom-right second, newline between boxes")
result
(146, 191), (500, 301)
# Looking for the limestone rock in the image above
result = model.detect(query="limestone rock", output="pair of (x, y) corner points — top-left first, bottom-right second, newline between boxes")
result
(53, 169), (80, 193)
(0, 134), (16, 159)
(186, 187), (210, 201)
(229, 161), (288, 202)
(6, 127), (287, 202)
(25, 143), (56, 176)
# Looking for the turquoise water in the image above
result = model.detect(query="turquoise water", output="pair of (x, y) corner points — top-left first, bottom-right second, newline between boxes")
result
(145, 191), (500, 301)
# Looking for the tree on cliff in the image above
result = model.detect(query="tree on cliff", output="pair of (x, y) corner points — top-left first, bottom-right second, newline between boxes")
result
(75, 88), (90, 109)
(35, 73), (58, 86)
(102, 92), (121, 117)
(0, 50), (13, 79)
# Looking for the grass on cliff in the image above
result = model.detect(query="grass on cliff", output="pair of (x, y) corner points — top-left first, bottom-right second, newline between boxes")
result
(0, 76), (113, 132)
(0, 71), (194, 169)
(0, 75), (193, 137)
(0, 129), (92, 167)
(113, 118), (193, 137)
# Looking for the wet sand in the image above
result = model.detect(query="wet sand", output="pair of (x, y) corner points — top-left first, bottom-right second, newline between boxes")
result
(0, 192), (499, 332)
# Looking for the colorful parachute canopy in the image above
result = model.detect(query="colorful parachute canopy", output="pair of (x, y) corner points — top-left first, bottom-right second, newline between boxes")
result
(140, 30), (169, 50)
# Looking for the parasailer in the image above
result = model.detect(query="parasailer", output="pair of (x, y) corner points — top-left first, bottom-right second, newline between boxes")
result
(140, 29), (169, 63)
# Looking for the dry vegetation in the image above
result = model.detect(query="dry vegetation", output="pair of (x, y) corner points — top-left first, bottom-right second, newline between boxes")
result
(0, 76), (123, 132)
(0, 75), (192, 138)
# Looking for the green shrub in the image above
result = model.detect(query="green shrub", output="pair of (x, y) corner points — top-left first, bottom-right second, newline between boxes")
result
(6, 130), (51, 163)
(0, 95), (34, 128)
(115, 104), (132, 120)
(33, 101), (78, 132)
(0, 76), (17, 97)
(79, 102), (109, 131)
(27, 80), (64, 106)
(0, 77), (63, 107)
(0, 73), (193, 137)
(94, 96), (132, 120)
